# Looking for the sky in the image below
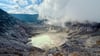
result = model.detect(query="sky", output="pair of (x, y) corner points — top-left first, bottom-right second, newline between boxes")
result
(0, 0), (100, 26)
(0, 0), (42, 14)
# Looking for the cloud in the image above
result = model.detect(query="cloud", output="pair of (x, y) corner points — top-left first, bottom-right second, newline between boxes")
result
(0, 0), (16, 5)
(0, 0), (40, 14)
(0, 3), (19, 10)
(12, 0), (28, 6)
(31, 0), (37, 4)
(8, 9), (36, 14)
(8, 5), (37, 14)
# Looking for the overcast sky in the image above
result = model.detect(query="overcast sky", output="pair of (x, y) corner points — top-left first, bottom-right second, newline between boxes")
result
(0, 0), (100, 26)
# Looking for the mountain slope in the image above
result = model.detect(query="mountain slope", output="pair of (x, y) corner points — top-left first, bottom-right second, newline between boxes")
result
(0, 9), (34, 56)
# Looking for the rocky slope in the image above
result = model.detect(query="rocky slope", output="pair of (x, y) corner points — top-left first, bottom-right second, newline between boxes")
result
(45, 21), (100, 56)
(0, 9), (43, 56)
(47, 21), (100, 56)
(0, 9), (100, 56)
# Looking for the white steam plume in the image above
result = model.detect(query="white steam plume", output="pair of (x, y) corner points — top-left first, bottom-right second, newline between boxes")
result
(38, 0), (70, 26)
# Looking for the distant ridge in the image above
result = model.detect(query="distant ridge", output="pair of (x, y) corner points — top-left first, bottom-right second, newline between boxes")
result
(10, 14), (44, 24)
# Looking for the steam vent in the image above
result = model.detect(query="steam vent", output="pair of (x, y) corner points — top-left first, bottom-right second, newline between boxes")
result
(0, 9), (100, 56)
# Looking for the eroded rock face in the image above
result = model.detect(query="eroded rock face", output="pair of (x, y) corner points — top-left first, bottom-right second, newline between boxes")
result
(68, 52), (80, 56)
(96, 40), (100, 45)
(0, 9), (34, 56)
(59, 22), (100, 56)
(85, 36), (100, 47)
